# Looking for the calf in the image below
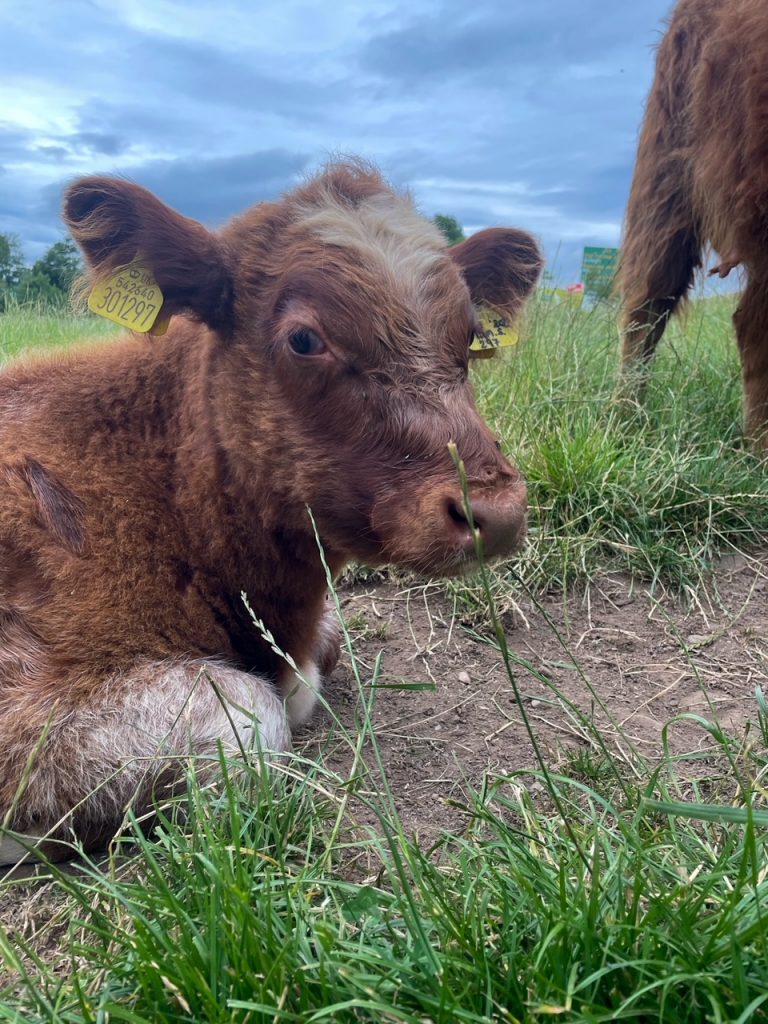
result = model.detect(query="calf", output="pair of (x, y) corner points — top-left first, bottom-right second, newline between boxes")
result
(618, 0), (768, 447)
(0, 162), (541, 862)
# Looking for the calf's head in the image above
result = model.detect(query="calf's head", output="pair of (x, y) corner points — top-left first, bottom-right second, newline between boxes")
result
(64, 163), (542, 576)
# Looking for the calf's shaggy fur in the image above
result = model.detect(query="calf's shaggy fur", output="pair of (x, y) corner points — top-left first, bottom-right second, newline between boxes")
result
(619, 0), (768, 446)
(0, 162), (541, 862)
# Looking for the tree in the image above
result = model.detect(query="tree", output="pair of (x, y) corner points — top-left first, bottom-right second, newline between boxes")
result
(0, 235), (84, 311)
(0, 233), (25, 289)
(0, 233), (26, 309)
(13, 239), (84, 307)
(433, 214), (466, 245)
(31, 239), (82, 295)
(15, 269), (67, 307)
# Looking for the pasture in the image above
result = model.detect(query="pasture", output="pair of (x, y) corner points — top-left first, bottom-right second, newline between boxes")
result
(1, 296), (767, 1022)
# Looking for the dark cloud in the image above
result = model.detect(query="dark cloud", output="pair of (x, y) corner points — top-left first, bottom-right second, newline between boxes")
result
(553, 164), (636, 222)
(0, 124), (40, 164)
(126, 37), (350, 120)
(70, 101), (221, 154)
(116, 148), (313, 225)
(31, 147), (310, 230)
(2, 6), (352, 122)
(362, 0), (671, 86)
(34, 144), (72, 161)
(71, 132), (128, 157)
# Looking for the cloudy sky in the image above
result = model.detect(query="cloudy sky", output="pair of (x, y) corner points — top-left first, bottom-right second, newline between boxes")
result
(0, 0), (673, 282)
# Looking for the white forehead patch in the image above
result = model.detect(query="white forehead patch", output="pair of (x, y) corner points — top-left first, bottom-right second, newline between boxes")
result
(295, 189), (448, 299)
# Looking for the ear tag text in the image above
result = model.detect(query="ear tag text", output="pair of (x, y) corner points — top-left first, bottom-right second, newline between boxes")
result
(88, 264), (164, 333)
(470, 305), (519, 359)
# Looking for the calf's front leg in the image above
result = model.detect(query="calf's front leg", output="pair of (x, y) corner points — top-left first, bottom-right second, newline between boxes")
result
(278, 595), (342, 727)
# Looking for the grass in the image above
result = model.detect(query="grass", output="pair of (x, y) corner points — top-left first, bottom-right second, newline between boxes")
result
(443, 291), (768, 626)
(483, 292), (768, 594)
(0, 612), (766, 1023)
(1, 298), (767, 1021)
(0, 302), (118, 362)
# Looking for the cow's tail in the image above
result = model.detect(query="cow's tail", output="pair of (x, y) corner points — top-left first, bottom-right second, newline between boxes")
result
(617, 7), (705, 371)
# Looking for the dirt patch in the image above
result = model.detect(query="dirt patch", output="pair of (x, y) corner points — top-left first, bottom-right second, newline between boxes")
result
(299, 551), (768, 837)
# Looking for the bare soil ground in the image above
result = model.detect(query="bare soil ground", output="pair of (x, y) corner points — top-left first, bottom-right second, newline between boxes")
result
(301, 551), (768, 837)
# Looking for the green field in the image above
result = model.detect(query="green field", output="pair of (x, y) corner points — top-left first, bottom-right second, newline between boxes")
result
(1, 299), (767, 1023)
(0, 304), (119, 361)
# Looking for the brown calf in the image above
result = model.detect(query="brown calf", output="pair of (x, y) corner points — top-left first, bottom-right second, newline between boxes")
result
(618, 0), (768, 446)
(0, 161), (542, 862)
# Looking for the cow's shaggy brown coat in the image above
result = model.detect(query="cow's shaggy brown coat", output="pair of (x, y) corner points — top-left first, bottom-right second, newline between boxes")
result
(0, 162), (541, 862)
(618, 0), (768, 445)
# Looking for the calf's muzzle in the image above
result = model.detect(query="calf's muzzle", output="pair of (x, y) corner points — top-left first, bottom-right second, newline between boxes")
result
(442, 478), (528, 560)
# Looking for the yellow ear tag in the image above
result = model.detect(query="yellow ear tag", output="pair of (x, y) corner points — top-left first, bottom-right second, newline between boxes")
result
(148, 312), (172, 337)
(88, 264), (164, 333)
(470, 305), (519, 359)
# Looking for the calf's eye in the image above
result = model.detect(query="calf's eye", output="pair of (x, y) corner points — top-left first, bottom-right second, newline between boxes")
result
(289, 328), (326, 356)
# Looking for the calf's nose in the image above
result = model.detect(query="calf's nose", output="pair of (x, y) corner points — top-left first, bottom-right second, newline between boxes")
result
(443, 482), (527, 559)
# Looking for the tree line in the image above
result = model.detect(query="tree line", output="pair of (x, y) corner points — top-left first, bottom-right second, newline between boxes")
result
(0, 233), (83, 311)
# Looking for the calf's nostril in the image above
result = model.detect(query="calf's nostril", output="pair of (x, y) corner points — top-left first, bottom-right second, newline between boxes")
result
(445, 497), (484, 535)
(446, 498), (469, 529)
(439, 490), (525, 559)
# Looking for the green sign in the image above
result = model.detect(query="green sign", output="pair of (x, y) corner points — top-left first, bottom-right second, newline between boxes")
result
(581, 246), (620, 300)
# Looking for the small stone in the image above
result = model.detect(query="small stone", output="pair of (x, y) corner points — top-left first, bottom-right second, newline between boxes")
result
(457, 670), (471, 685)
(687, 633), (714, 647)
(530, 699), (542, 707)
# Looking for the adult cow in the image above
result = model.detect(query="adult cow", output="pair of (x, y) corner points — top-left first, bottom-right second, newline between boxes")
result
(0, 161), (541, 863)
(618, 0), (768, 448)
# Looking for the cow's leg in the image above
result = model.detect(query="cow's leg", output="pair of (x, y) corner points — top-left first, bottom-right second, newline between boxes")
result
(278, 596), (342, 727)
(733, 274), (768, 451)
(621, 296), (680, 370)
(618, 148), (701, 384)
(619, 221), (701, 377)
(0, 660), (290, 865)
(617, 270), (700, 412)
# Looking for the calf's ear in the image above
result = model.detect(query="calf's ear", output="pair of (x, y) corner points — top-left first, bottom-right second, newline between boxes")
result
(63, 177), (233, 332)
(449, 227), (543, 320)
